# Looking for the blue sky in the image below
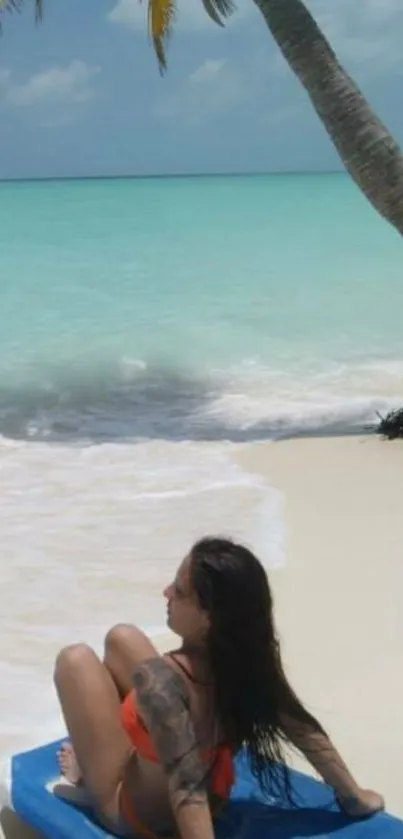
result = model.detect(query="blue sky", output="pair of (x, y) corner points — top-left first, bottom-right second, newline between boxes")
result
(0, 0), (402, 178)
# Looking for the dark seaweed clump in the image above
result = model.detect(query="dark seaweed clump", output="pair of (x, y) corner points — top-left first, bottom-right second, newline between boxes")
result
(376, 408), (403, 440)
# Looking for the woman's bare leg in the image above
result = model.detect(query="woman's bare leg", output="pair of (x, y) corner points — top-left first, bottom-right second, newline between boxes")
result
(54, 643), (132, 819)
(103, 623), (159, 698)
(54, 627), (158, 821)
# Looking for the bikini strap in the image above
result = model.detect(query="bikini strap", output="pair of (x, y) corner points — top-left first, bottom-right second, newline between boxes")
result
(167, 652), (212, 687)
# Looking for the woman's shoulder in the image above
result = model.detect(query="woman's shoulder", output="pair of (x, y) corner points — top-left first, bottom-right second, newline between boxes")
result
(163, 650), (193, 680)
(164, 650), (213, 689)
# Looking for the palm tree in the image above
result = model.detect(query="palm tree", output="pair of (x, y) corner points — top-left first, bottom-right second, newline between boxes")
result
(0, 0), (42, 20)
(253, 0), (403, 236)
(2, 0), (403, 236)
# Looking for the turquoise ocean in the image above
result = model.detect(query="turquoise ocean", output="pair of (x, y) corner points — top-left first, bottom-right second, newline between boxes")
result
(0, 173), (402, 751)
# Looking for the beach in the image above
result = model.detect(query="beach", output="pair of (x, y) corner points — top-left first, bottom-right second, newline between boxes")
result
(236, 435), (403, 818)
(1, 174), (402, 834)
(1, 433), (403, 839)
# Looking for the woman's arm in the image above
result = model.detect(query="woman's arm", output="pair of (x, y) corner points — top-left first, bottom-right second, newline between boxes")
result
(281, 713), (384, 817)
(133, 657), (215, 839)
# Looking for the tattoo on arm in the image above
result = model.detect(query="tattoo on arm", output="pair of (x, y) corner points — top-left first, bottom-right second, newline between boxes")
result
(133, 658), (209, 812)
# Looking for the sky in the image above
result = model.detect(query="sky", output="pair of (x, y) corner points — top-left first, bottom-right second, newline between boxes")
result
(0, 0), (402, 178)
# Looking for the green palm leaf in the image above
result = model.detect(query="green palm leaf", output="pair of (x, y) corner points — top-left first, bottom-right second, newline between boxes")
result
(147, 0), (176, 73)
(147, 0), (234, 70)
(200, 0), (234, 26)
(0, 0), (42, 22)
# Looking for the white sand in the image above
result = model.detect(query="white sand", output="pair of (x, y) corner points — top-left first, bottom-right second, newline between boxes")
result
(1, 435), (402, 839)
(236, 435), (403, 818)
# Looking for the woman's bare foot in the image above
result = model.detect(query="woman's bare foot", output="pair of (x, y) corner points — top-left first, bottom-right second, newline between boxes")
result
(57, 742), (83, 785)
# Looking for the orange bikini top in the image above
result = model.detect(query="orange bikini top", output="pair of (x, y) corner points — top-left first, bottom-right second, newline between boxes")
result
(120, 656), (234, 800)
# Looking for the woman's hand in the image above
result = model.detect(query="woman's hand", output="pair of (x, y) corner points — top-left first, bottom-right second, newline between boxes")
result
(337, 788), (385, 818)
(280, 715), (385, 821)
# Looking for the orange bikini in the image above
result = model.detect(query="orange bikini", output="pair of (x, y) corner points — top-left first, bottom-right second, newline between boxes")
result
(119, 658), (234, 837)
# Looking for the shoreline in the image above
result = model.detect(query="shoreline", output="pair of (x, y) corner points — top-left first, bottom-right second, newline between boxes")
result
(235, 435), (403, 817)
(1, 433), (402, 839)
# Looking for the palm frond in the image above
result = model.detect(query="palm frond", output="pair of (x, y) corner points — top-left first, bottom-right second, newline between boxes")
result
(147, 0), (234, 70)
(0, 0), (43, 23)
(200, 0), (235, 26)
(148, 0), (176, 73)
(34, 0), (42, 21)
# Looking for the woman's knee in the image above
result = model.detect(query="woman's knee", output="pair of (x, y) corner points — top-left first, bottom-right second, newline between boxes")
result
(54, 643), (95, 683)
(104, 624), (146, 656)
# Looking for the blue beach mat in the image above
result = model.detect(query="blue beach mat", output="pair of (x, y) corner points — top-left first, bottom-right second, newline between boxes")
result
(2, 739), (402, 839)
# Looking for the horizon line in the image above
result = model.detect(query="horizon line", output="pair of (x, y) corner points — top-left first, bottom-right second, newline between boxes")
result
(0, 169), (344, 184)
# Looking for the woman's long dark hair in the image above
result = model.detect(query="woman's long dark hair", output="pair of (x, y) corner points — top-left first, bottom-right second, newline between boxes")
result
(190, 537), (325, 802)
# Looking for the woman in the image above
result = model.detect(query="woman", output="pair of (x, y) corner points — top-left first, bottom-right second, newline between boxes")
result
(55, 537), (384, 838)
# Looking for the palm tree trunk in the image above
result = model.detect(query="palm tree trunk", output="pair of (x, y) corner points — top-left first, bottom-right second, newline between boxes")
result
(254, 0), (403, 235)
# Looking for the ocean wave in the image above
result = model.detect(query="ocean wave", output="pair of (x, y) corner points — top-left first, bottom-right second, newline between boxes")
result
(0, 438), (284, 751)
(0, 356), (402, 443)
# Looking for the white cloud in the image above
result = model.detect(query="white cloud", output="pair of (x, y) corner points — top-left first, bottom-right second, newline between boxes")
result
(265, 0), (403, 84)
(153, 57), (245, 122)
(307, 0), (403, 73)
(189, 58), (226, 83)
(4, 60), (100, 108)
(257, 0), (403, 133)
(108, 0), (249, 32)
(108, 0), (147, 29)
